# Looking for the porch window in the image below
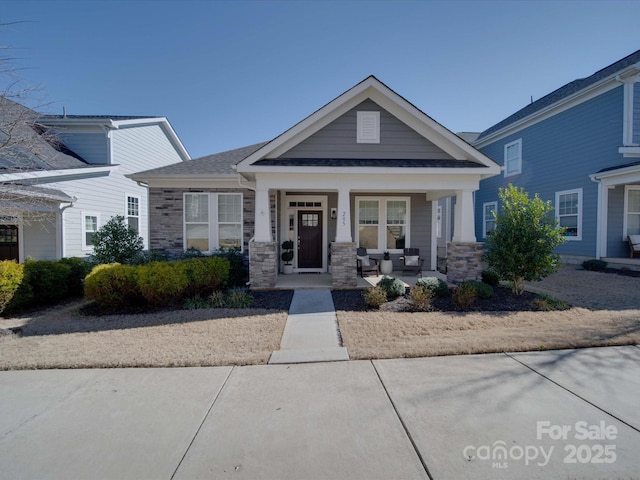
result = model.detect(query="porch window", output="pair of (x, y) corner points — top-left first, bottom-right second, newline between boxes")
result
(624, 186), (640, 237)
(504, 139), (522, 177)
(184, 193), (243, 252)
(483, 201), (497, 238)
(82, 213), (99, 250)
(356, 197), (410, 252)
(555, 189), (582, 240)
(126, 195), (140, 232)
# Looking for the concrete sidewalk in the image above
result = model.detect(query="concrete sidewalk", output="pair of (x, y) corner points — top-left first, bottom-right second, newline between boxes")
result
(1, 346), (639, 479)
(269, 289), (349, 364)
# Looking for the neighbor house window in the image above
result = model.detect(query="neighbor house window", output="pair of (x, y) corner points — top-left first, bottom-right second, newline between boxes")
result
(357, 111), (380, 143)
(504, 139), (522, 177)
(624, 185), (640, 238)
(555, 189), (582, 240)
(82, 213), (99, 250)
(356, 197), (410, 252)
(483, 201), (498, 238)
(126, 195), (140, 232)
(184, 192), (243, 252)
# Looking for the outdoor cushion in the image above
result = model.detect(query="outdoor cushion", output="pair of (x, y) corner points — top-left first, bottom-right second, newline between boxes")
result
(630, 235), (640, 246)
(405, 255), (420, 266)
(357, 255), (370, 266)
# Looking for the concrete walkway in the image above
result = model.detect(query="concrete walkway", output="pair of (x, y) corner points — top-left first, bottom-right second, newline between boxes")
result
(269, 289), (349, 364)
(1, 346), (639, 479)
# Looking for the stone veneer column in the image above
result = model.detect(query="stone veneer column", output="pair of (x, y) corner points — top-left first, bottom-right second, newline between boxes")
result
(249, 241), (277, 289)
(331, 242), (357, 288)
(447, 242), (484, 284)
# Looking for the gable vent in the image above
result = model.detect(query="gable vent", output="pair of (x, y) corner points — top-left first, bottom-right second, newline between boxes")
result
(357, 111), (380, 143)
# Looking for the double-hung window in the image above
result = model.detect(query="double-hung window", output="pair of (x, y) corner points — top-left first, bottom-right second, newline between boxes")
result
(82, 213), (99, 250)
(624, 185), (640, 238)
(555, 188), (582, 240)
(126, 195), (140, 232)
(483, 201), (497, 238)
(184, 193), (243, 252)
(504, 139), (522, 177)
(356, 197), (409, 252)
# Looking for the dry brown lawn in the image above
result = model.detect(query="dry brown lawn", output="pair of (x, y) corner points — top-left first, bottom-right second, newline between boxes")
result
(0, 301), (287, 370)
(338, 264), (640, 359)
(1, 265), (638, 370)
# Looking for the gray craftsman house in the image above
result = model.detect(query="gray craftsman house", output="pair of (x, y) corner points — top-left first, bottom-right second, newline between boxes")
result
(130, 76), (501, 288)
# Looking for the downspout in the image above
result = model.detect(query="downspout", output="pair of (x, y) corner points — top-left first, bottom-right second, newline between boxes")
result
(59, 198), (77, 259)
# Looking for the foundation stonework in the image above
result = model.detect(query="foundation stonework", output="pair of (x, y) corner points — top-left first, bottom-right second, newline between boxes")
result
(447, 242), (484, 284)
(331, 242), (357, 288)
(249, 241), (277, 289)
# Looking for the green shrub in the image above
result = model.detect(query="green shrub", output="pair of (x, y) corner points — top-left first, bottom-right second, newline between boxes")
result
(91, 215), (144, 265)
(183, 296), (212, 310)
(463, 280), (494, 299)
(377, 276), (406, 299)
(213, 250), (248, 287)
(12, 260), (72, 309)
(452, 282), (477, 309)
(85, 263), (141, 312)
(225, 288), (253, 308)
(137, 261), (190, 306)
(481, 269), (500, 286)
(58, 257), (93, 296)
(582, 259), (607, 272)
(0, 261), (24, 314)
(130, 249), (170, 265)
(363, 286), (387, 309)
(533, 294), (571, 311)
(409, 284), (433, 311)
(415, 276), (449, 297)
(182, 257), (230, 297)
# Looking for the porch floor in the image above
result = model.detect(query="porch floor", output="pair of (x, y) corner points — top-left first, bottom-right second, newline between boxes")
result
(601, 257), (640, 271)
(273, 270), (447, 290)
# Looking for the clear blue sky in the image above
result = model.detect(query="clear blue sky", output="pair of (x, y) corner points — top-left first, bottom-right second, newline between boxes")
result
(3, 0), (639, 159)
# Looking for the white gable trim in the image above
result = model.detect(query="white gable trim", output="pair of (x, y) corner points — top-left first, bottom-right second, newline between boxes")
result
(236, 76), (500, 173)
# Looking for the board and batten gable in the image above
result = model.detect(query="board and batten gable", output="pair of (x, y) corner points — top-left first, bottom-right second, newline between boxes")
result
(277, 100), (455, 160)
(475, 84), (625, 257)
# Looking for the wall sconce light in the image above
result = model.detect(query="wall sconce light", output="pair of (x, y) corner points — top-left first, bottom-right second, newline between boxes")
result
(330, 208), (337, 219)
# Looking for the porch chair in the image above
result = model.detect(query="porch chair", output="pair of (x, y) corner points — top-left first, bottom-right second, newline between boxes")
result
(628, 235), (640, 258)
(356, 247), (379, 277)
(400, 248), (424, 277)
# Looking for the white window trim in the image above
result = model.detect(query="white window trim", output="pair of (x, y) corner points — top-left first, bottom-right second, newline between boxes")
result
(357, 111), (380, 144)
(482, 201), (498, 239)
(355, 196), (410, 253)
(183, 192), (244, 253)
(504, 138), (522, 177)
(81, 211), (100, 251)
(125, 193), (141, 232)
(623, 185), (640, 240)
(555, 188), (582, 241)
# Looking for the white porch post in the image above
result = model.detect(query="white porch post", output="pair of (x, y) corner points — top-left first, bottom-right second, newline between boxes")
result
(254, 187), (272, 242)
(335, 187), (352, 242)
(452, 189), (476, 243)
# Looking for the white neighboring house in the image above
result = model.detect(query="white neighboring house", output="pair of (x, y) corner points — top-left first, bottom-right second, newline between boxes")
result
(0, 108), (190, 262)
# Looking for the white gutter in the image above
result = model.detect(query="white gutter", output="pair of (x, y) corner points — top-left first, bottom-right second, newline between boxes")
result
(0, 165), (115, 183)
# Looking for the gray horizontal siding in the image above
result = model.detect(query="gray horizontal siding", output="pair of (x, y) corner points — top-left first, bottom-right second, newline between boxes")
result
(281, 99), (454, 160)
(475, 85), (625, 257)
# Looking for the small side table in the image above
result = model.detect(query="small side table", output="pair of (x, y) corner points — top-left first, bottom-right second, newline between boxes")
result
(379, 259), (393, 275)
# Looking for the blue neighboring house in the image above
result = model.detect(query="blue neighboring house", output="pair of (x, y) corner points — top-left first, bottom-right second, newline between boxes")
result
(473, 48), (640, 262)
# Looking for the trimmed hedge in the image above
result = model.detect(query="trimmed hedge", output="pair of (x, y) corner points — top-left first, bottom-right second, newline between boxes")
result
(84, 257), (231, 311)
(1, 257), (92, 314)
(0, 261), (24, 314)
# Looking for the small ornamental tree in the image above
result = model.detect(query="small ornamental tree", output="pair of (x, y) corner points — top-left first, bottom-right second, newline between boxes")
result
(484, 184), (566, 295)
(91, 215), (144, 265)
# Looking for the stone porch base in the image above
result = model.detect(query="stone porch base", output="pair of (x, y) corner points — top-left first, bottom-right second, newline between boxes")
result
(446, 242), (483, 284)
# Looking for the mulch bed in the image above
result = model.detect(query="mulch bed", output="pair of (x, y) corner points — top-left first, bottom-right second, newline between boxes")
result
(331, 286), (541, 313)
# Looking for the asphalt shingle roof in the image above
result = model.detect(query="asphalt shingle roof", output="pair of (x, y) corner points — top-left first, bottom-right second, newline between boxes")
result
(477, 49), (640, 140)
(253, 158), (484, 168)
(132, 142), (269, 178)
